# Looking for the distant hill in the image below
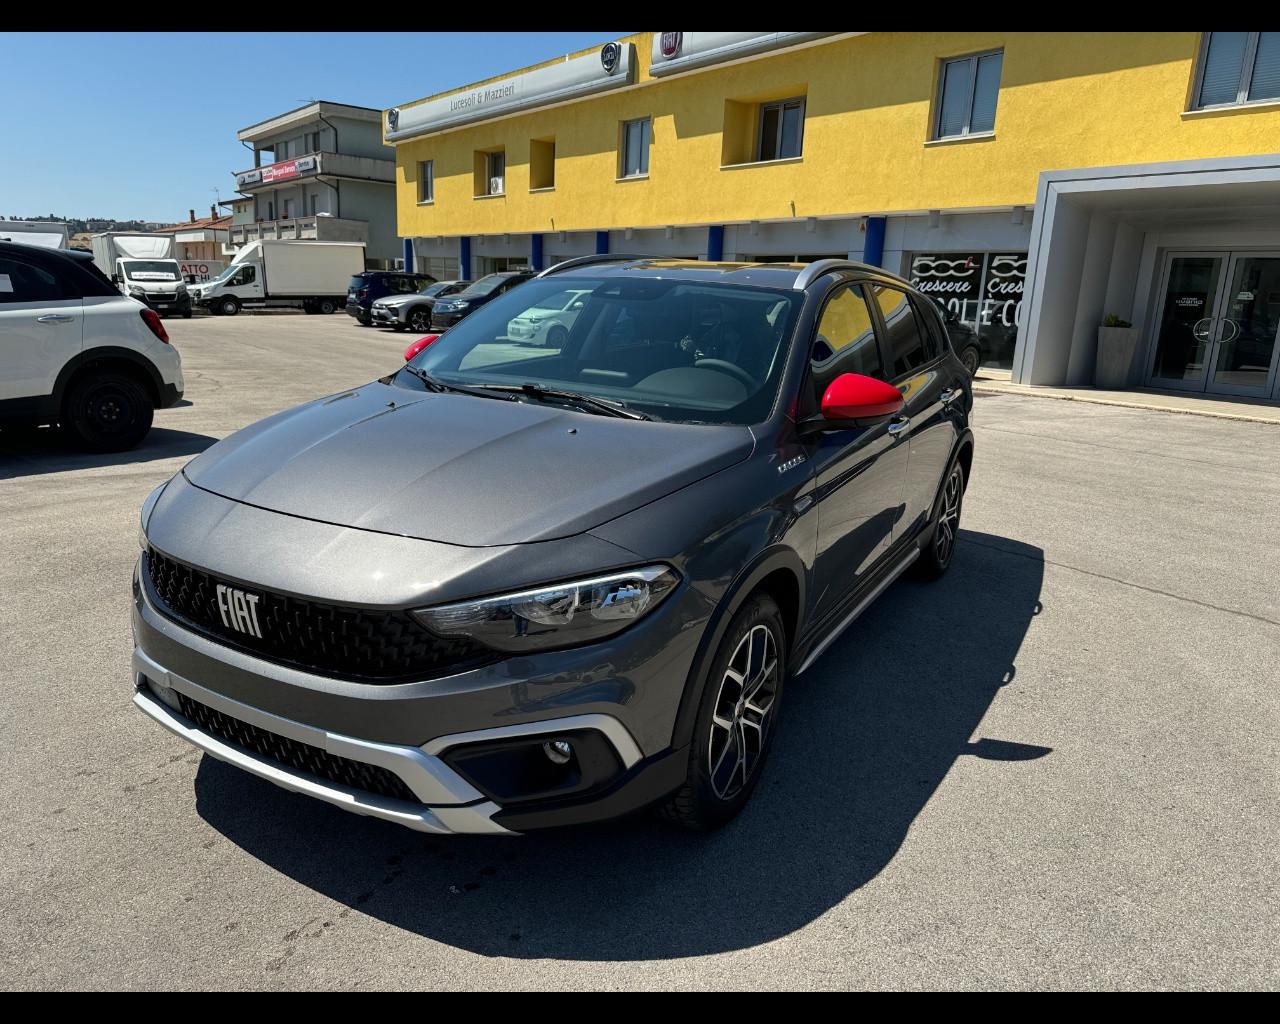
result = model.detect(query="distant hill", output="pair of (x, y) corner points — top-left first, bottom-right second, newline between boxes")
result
(6, 215), (168, 235)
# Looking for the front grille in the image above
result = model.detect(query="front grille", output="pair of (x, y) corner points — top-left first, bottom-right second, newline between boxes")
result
(174, 691), (419, 803)
(145, 293), (176, 303)
(145, 548), (496, 683)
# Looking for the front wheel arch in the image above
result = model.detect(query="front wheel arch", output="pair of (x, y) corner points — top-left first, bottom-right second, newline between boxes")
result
(668, 547), (807, 754)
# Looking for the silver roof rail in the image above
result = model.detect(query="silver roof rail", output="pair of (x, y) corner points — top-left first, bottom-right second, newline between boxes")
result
(792, 259), (911, 292)
(536, 253), (650, 278)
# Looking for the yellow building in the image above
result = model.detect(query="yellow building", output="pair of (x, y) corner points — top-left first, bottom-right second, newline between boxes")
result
(387, 32), (1280, 401)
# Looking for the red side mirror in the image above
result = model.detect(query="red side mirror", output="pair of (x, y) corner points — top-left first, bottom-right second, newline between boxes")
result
(820, 373), (904, 423)
(403, 333), (440, 362)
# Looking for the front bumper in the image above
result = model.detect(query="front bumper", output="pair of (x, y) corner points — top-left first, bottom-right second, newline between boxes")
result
(138, 293), (191, 315)
(130, 543), (702, 832)
(430, 309), (467, 331)
(370, 304), (403, 325)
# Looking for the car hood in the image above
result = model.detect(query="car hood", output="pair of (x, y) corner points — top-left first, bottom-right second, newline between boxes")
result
(183, 380), (755, 547)
(375, 295), (417, 308)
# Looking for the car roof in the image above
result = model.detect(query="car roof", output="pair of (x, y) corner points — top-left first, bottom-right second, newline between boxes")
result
(544, 256), (909, 291)
(0, 240), (93, 264)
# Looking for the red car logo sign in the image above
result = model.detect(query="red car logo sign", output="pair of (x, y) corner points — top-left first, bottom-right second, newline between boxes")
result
(660, 32), (683, 59)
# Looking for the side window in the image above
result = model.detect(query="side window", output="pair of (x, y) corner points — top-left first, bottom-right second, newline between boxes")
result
(230, 265), (256, 286)
(870, 285), (933, 377)
(809, 283), (884, 403)
(909, 295), (947, 360)
(0, 257), (68, 304)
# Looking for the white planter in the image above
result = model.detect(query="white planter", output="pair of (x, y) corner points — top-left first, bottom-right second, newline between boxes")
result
(1095, 326), (1138, 389)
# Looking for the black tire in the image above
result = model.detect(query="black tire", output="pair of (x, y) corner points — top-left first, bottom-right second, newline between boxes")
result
(318, 299), (336, 315)
(182, 309), (193, 319)
(545, 324), (569, 349)
(959, 345), (981, 377)
(409, 308), (431, 333)
(913, 460), (966, 580)
(218, 297), (240, 317)
(358, 313), (373, 326)
(661, 592), (786, 832)
(62, 370), (153, 453)
(302, 302), (317, 315)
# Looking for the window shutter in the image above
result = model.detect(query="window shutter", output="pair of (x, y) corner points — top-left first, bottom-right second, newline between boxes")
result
(1248, 32), (1280, 100)
(1199, 31), (1249, 106)
(937, 59), (974, 136)
(970, 52), (1003, 132)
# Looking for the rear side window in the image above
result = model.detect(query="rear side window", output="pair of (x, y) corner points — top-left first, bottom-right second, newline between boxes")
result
(870, 284), (936, 377)
(809, 283), (884, 401)
(910, 294), (950, 357)
(0, 257), (68, 304)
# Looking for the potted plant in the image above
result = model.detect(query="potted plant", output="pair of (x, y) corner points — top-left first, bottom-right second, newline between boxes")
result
(1095, 313), (1137, 389)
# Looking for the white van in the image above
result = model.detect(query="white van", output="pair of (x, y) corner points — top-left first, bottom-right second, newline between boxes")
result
(190, 240), (365, 316)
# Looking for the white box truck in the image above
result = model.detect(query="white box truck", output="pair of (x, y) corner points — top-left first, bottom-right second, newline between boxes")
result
(90, 233), (192, 318)
(189, 240), (364, 316)
(0, 220), (69, 249)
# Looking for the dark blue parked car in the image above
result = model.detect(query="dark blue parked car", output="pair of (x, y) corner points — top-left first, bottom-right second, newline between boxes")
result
(346, 271), (435, 326)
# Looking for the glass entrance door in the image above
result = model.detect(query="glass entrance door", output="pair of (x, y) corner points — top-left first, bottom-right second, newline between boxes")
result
(1148, 251), (1280, 399)
(1149, 253), (1227, 391)
(1208, 254), (1280, 397)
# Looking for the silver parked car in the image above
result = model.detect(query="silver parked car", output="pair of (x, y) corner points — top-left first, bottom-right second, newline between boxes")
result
(371, 280), (471, 333)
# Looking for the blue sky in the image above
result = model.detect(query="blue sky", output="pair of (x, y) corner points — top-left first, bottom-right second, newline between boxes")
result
(0, 31), (623, 224)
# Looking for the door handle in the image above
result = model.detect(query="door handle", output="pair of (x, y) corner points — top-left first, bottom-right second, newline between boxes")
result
(1219, 318), (1240, 344)
(36, 314), (74, 324)
(886, 415), (911, 437)
(940, 387), (960, 405)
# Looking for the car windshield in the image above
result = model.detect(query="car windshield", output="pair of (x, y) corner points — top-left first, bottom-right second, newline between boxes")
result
(401, 275), (803, 425)
(348, 275), (368, 291)
(122, 260), (179, 281)
(457, 274), (510, 298)
(420, 281), (453, 296)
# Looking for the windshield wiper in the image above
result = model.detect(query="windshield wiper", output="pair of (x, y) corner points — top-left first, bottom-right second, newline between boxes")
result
(469, 382), (651, 420)
(401, 365), (518, 402)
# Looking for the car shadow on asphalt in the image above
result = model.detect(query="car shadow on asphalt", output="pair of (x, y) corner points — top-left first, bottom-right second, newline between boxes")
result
(0, 426), (217, 480)
(193, 529), (1047, 960)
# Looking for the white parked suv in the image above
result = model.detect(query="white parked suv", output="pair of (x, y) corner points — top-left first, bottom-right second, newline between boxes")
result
(0, 241), (184, 451)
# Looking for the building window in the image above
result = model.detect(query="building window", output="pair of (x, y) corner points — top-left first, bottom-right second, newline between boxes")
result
(418, 160), (434, 203)
(276, 140), (290, 160)
(620, 117), (651, 178)
(1194, 32), (1280, 108)
(530, 138), (555, 190)
(266, 200), (274, 220)
(309, 194), (318, 215)
(486, 151), (505, 195)
(757, 98), (805, 161)
(934, 50), (1003, 138)
(282, 198), (293, 219)
(304, 131), (319, 153)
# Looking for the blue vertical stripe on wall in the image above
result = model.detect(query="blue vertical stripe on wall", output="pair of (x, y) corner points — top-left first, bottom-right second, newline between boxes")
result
(863, 216), (887, 267)
(459, 236), (471, 278)
(707, 225), (725, 261)
(531, 234), (544, 271)
(596, 231), (609, 254)
(402, 237), (414, 273)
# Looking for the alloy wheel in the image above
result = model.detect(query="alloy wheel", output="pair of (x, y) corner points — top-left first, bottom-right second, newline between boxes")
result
(934, 465), (963, 566)
(707, 623), (779, 801)
(410, 309), (430, 332)
(961, 347), (980, 376)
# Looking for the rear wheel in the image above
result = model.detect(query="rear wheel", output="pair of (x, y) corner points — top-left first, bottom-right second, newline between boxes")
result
(959, 345), (981, 377)
(62, 370), (153, 453)
(317, 299), (336, 315)
(218, 297), (240, 317)
(545, 324), (568, 349)
(409, 308), (431, 333)
(181, 309), (193, 319)
(914, 461), (966, 580)
(661, 593), (785, 831)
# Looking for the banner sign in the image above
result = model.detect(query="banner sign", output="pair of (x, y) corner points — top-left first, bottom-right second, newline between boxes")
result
(910, 251), (1027, 368)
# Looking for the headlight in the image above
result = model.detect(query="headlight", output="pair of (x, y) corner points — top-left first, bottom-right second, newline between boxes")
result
(452, 300), (470, 309)
(413, 565), (678, 653)
(138, 480), (169, 550)
(128, 285), (145, 297)
(176, 284), (187, 294)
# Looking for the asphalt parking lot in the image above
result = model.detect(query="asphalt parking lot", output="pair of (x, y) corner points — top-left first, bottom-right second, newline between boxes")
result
(2, 314), (1278, 990)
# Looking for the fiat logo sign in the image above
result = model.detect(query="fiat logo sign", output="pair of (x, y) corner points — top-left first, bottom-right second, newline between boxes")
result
(600, 42), (621, 74)
(386, 108), (399, 132)
(660, 32), (683, 59)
